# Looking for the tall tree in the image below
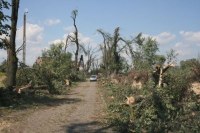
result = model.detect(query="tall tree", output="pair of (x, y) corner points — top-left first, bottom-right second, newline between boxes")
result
(65, 10), (87, 71)
(97, 29), (111, 75)
(111, 27), (121, 74)
(98, 27), (126, 75)
(71, 10), (79, 70)
(6, 0), (20, 88)
(65, 10), (80, 71)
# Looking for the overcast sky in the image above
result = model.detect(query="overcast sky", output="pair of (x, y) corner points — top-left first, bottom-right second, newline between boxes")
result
(1, 0), (200, 65)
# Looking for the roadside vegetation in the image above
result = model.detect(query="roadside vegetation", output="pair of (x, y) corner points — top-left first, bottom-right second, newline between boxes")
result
(0, 2), (87, 108)
(0, 43), (85, 107)
(98, 30), (200, 132)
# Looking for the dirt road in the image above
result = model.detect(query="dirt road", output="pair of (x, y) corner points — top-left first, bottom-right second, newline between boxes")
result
(1, 82), (113, 133)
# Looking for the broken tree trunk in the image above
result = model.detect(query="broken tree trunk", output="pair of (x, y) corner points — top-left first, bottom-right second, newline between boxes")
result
(158, 67), (163, 88)
(13, 81), (32, 94)
(157, 64), (175, 88)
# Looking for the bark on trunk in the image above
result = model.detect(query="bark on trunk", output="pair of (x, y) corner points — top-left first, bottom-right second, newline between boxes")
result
(6, 0), (20, 88)
(7, 49), (18, 88)
(75, 48), (79, 70)
(157, 64), (173, 88)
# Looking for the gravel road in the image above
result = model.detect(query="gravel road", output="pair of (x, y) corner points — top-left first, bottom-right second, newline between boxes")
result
(1, 82), (113, 133)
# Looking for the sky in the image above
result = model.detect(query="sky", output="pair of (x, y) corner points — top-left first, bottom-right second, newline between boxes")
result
(1, 0), (200, 65)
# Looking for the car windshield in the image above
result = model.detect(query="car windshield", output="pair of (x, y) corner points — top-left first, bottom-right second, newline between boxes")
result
(91, 75), (97, 78)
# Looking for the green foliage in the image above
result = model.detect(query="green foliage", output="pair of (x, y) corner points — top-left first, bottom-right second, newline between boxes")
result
(68, 69), (86, 81)
(180, 58), (197, 70)
(16, 65), (60, 93)
(0, 59), (6, 72)
(180, 58), (200, 82)
(141, 37), (159, 65)
(103, 68), (200, 132)
(98, 27), (128, 75)
(37, 43), (74, 93)
(133, 35), (159, 70)
(0, 0), (11, 49)
(42, 44), (73, 81)
(16, 44), (72, 94)
(15, 43), (86, 95)
(166, 49), (178, 64)
(109, 56), (129, 74)
(155, 55), (166, 65)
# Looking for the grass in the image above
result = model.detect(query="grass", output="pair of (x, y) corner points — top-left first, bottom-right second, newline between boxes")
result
(0, 72), (6, 88)
(0, 72), (5, 77)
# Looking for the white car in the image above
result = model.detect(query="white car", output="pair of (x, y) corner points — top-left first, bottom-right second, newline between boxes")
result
(90, 75), (97, 81)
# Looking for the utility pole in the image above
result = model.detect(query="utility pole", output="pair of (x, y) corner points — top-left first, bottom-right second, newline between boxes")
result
(22, 11), (28, 64)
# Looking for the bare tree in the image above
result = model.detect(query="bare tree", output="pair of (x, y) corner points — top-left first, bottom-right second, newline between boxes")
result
(65, 10), (79, 71)
(85, 45), (97, 73)
(65, 10), (87, 71)
(6, 0), (20, 88)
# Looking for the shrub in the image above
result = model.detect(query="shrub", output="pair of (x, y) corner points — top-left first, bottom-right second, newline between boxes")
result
(103, 68), (200, 132)
(0, 60), (6, 73)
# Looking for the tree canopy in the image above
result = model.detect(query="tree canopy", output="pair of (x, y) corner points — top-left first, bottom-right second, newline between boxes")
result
(0, 0), (10, 49)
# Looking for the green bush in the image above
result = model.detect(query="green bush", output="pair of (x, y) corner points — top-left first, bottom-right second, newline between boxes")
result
(103, 68), (200, 132)
(68, 70), (86, 82)
(16, 43), (86, 94)
(0, 60), (6, 73)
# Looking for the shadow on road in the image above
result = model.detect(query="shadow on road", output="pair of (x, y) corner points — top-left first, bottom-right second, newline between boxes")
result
(20, 95), (82, 108)
(65, 121), (114, 133)
(31, 96), (82, 106)
(0, 94), (82, 111)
